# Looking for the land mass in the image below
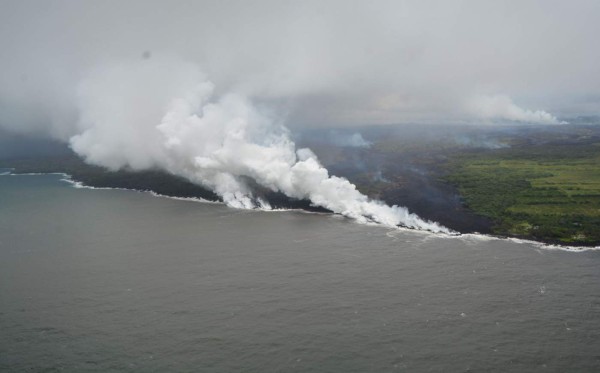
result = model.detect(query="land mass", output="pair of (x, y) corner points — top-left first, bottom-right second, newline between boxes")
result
(2, 123), (600, 246)
(0, 156), (329, 213)
(442, 141), (600, 245)
(301, 124), (600, 246)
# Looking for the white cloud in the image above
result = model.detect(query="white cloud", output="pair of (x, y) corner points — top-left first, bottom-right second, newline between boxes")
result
(0, 1), (599, 128)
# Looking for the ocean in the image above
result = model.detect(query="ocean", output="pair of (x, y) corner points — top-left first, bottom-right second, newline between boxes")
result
(1, 173), (599, 372)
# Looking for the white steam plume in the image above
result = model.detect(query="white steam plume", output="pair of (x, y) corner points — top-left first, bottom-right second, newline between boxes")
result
(467, 94), (566, 124)
(70, 58), (449, 233)
(330, 132), (372, 148)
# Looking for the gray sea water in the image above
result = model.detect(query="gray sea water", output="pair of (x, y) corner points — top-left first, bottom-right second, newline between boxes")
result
(1, 173), (599, 372)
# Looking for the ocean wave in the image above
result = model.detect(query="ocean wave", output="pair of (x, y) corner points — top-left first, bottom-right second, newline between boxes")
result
(384, 228), (600, 252)
(6, 172), (70, 176)
(436, 232), (600, 252)
(0, 167), (15, 175)
(502, 236), (600, 252)
(57, 174), (219, 204)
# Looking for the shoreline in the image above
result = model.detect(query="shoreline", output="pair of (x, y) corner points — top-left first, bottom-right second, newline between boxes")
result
(4, 170), (599, 251)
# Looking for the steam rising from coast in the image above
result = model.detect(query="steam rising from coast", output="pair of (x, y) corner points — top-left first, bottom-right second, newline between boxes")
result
(70, 59), (448, 232)
(1, 1), (599, 232)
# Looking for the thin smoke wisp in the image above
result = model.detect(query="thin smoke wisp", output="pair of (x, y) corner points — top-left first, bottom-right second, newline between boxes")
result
(467, 95), (567, 125)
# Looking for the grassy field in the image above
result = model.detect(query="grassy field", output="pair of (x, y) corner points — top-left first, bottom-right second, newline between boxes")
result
(444, 143), (600, 245)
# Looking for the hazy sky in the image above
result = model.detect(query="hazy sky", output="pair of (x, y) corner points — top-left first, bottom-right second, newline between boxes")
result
(1, 0), (599, 132)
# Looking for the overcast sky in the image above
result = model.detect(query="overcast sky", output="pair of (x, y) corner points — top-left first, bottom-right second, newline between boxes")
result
(1, 0), (599, 132)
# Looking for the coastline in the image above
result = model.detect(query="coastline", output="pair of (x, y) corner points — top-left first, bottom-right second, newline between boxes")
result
(3, 169), (599, 251)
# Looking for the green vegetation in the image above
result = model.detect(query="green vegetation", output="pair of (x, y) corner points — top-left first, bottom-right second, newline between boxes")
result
(3, 124), (600, 245)
(444, 144), (600, 245)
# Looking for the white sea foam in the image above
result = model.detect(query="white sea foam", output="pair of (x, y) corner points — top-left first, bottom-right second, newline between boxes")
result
(9, 172), (69, 176)
(385, 227), (600, 252)
(503, 236), (600, 252)
(56, 173), (218, 204)
(446, 232), (600, 252)
(147, 191), (218, 204)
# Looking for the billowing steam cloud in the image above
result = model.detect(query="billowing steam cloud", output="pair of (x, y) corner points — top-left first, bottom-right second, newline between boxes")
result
(69, 58), (448, 232)
(467, 95), (566, 124)
(2, 1), (597, 233)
